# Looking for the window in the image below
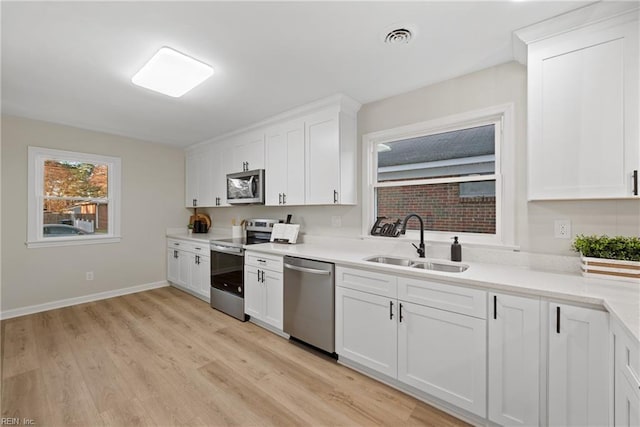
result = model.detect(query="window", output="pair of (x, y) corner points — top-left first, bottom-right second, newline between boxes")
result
(27, 147), (121, 248)
(362, 104), (515, 247)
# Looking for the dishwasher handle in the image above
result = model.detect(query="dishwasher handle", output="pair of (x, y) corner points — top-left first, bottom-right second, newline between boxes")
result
(284, 263), (331, 275)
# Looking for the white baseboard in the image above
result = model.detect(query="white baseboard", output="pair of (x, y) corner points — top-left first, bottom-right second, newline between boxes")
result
(0, 281), (169, 320)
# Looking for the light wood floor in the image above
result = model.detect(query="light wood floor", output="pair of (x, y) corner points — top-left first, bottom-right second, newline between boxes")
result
(1, 286), (469, 426)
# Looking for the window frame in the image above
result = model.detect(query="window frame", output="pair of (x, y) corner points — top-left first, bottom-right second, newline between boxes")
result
(27, 146), (122, 248)
(361, 104), (516, 248)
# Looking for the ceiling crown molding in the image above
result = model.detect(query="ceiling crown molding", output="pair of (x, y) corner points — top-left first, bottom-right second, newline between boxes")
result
(512, 2), (639, 65)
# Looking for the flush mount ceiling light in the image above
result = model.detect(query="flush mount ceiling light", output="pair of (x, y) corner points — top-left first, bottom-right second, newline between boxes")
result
(131, 47), (213, 98)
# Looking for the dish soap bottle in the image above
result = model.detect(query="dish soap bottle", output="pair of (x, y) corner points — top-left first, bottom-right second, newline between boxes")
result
(451, 236), (462, 262)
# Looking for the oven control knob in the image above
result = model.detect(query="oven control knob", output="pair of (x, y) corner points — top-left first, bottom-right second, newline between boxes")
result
(237, 286), (241, 293)
(223, 283), (228, 287)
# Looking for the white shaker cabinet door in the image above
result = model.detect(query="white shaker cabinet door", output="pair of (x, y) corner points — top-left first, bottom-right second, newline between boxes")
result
(548, 303), (610, 427)
(305, 109), (340, 205)
(265, 120), (305, 206)
(335, 287), (397, 378)
(167, 248), (180, 284)
(244, 265), (263, 320)
(528, 16), (639, 199)
(488, 293), (541, 426)
(262, 269), (283, 330)
(397, 301), (486, 418)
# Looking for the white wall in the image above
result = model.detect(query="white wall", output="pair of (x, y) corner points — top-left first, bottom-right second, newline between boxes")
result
(212, 61), (639, 255)
(1, 116), (186, 313)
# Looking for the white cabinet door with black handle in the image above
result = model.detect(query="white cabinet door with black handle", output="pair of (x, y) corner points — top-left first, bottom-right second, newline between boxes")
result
(335, 286), (397, 378)
(397, 301), (487, 418)
(548, 303), (609, 426)
(488, 292), (541, 426)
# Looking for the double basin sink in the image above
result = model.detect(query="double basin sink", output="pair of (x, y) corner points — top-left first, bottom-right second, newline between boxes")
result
(364, 256), (468, 273)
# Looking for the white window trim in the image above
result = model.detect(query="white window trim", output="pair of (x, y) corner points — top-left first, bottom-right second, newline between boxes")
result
(361, 103), (516, 248)
(27, 147), (122, 248)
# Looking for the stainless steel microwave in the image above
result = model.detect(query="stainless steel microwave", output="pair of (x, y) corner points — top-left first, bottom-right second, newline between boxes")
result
(226, 169), (265, 205)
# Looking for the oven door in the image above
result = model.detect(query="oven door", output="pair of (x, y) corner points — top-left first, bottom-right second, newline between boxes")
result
(210, 244), (244, 297)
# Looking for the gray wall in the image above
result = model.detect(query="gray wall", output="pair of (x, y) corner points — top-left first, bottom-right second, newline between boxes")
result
(207, 61), (639, 254)
(1, 115), (186, 312)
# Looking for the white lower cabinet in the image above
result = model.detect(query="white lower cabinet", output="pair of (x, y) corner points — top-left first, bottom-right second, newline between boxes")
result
(613, 319), (640, 427)
(336, 265), (621, 425)
(166, 239), (210, 300)
(397, 301), (486, 417)
(335, 286), (397, 377)
(548, 303), (610, 427)
(335, 266), (486, 418)
(488, 293), (541, 426)
(244, 252), (284, 331)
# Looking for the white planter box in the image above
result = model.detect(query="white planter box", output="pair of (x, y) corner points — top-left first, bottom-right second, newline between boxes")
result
(581, 255), (640, 283)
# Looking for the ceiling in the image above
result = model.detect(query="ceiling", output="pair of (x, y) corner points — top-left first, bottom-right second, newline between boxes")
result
(2, 1), (591, 148)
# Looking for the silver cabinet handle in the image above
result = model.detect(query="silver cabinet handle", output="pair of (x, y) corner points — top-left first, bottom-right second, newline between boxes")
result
(284, 263), (331, 275)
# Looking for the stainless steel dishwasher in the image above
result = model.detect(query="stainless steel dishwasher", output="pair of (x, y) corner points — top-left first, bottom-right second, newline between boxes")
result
(283, 256), (335, 354)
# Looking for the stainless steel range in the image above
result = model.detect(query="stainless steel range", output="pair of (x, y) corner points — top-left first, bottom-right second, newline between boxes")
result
(209, 219), (278, 320)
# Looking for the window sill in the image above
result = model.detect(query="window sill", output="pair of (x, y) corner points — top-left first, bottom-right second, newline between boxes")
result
(26, 236), (121, 249)
(360, 234), (520, 251)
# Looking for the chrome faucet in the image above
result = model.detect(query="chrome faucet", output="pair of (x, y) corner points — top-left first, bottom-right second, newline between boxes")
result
(400, 213), (426, 258)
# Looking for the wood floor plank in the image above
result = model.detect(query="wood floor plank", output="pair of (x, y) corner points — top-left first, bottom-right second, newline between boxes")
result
(2, 316), (39, 380)
(1, 369), (52, 424)
(0, 287), (470, 426)
(31, 310), (103, 426)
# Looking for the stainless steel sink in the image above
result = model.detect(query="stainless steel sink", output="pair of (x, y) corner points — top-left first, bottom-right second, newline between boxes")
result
(364, 256), (414, 267)
(364, 256), (468, 273)
(410, 261), (468, 273)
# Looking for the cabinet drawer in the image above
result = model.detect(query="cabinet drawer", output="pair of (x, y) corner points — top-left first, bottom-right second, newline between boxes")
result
(398, 277), (486, 319)
(167, 239), (183, 249)
(168, 239), (208, 255)
(336, 266), (397, 298)
(245, 252), (283, 272)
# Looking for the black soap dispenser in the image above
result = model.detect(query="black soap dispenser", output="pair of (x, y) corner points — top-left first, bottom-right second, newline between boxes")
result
(451, 236), (462, 262)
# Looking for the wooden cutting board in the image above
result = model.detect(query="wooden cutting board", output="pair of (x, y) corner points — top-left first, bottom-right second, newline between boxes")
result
(189, 213), (211, 228)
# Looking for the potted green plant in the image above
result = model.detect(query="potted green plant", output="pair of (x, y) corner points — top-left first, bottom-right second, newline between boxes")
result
(572, 235), (640, 282)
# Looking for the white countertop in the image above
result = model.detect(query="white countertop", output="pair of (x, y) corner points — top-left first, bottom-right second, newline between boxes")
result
(166, 231), (640, 342)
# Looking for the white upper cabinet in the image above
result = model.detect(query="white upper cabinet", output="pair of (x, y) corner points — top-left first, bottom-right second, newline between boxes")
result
(210, 141), (232, 207)
(516, 4), (639, 200)
(184, 94), (360, 207)
(305, 103), (359, 205)
(232, 131), (265, 173)
(185, 145), (215, 207)
(265, 119), (305, 206)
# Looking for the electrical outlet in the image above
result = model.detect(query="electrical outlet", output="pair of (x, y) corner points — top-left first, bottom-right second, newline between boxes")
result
(331, 216), (342, 227)
(554, 220), (571, 239)
(86, 271), (94, 281)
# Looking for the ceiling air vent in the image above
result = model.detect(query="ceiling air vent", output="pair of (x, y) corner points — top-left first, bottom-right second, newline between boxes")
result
(384, 28), (413, 45)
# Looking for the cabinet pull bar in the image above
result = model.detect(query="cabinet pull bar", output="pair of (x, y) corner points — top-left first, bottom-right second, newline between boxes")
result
(283, 193), (286, 204)
(493, 295), (497, 319)
(556, 306), (560, 334)
(257, 270), (261, 282)
(279, 193), (282, 204)
(633, 170), (638, 196)
(389, 301), (394, 320)
(333, 190), (338, 204)
(399, 303), (403, 323)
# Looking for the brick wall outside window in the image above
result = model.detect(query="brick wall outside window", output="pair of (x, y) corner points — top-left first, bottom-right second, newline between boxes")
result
(377, 182), (496, 234)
